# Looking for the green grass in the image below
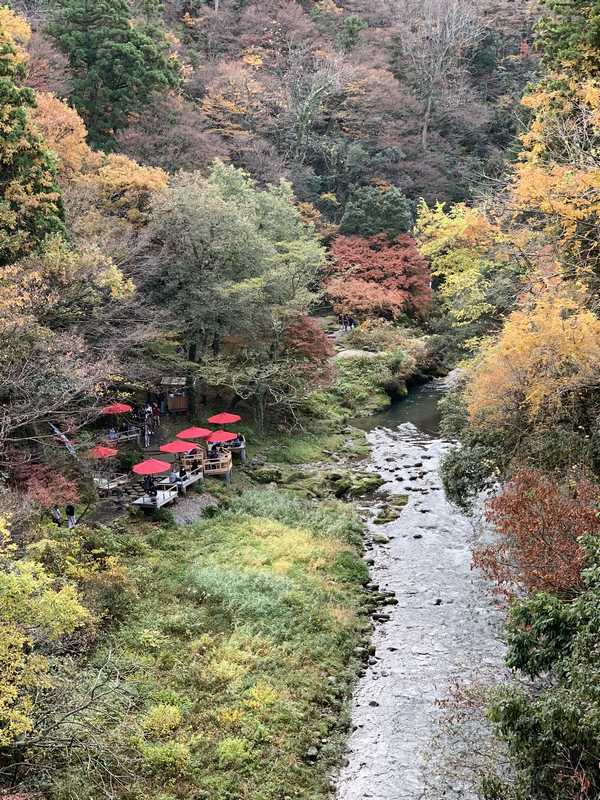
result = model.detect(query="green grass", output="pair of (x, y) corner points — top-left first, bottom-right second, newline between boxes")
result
(38, 490), (367, 800)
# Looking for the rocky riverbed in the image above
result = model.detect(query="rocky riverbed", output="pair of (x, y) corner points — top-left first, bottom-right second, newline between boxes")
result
(335, 381), (506, 800)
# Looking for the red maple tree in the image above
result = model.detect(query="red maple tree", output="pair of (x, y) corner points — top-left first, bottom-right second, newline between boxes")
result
(283, 316), (335, 384)
(475, 469), (600, 598)
(326, 234), (431, 319)
(20, 465), (80, 510)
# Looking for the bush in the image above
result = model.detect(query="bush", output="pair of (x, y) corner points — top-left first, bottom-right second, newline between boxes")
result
(81, 559), (137, 621)
(141, 703), (182, 738)
(140, 740), (190, 776)
(217, 736), (253, 767)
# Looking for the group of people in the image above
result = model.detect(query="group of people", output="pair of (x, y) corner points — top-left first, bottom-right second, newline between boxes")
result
(339, 314), (357, 331)
(106, 402), (162, 448)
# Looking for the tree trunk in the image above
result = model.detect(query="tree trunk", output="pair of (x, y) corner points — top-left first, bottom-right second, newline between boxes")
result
(421, 93), (433, 151)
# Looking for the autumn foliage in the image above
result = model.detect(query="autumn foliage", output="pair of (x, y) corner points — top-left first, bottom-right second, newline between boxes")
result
(283, 315), (334, 383)
(326, 234), (431, 319)
(19, 465), (80, 510)
(465, 291), (600, 427)
(475, 469), (600, 597)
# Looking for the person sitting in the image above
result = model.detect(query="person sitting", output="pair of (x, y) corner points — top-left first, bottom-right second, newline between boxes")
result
(169, 466), (186, 495)
(107, 427), (118, 441)
(208, 444), (221, 461)
(143, 475), (158, 501)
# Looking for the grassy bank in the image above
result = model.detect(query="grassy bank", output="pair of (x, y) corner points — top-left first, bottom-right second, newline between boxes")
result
(27, 489), (368, 800)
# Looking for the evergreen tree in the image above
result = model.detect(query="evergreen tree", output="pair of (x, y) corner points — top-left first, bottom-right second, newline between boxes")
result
(537, 0), (600, 76)
(340, 185), (413, 238)
(48, 0), (179, 147)
(337, 15), (367, 52)
(0, 27), (64, 266)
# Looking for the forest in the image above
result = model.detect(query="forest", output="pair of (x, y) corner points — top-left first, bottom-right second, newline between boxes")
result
(1, 0), (600, 798)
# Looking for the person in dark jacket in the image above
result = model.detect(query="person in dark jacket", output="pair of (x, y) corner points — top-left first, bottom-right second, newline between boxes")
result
(65, 504), (76, 529)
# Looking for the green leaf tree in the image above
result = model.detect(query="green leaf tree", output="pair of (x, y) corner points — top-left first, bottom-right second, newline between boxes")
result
(537, 0), (600, 76)
(48, 0), (179, 147)
(337, 15), (367, 52)
(0, 26), (64, 266)
(340, 185), (413, 238)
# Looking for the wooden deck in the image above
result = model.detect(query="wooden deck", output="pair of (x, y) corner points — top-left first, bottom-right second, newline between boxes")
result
(204, 451), (232, 478)
(132, 487), (178, 509)
(94, 474), (129, 493)
(157, 466), (204, 493)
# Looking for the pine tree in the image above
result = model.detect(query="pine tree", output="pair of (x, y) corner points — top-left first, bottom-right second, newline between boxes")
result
(48, 0), (179, 147)
(537, 0), (600, 76)
(0, 27), (64, 266)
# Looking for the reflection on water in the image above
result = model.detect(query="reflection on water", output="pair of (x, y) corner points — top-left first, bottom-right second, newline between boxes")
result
(352, 379), (447, 437)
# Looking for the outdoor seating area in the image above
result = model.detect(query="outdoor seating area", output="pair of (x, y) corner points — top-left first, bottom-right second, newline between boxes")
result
(204, 450), (232, 480)
(87, 408), (246, 512)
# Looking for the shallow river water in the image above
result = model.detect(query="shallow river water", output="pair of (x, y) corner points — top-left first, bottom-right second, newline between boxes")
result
(336, 380), (505, 800)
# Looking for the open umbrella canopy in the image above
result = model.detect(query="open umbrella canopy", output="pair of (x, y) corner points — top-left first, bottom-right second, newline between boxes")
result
(101, 402), (133, 415)
(89, 445), (118, 459)
(160, 440), (197, 454)
(208, 412), (241, 425)
(207, 429), (238, 443)
(177, 427), (212, 440)
(132, 458), (171, 476)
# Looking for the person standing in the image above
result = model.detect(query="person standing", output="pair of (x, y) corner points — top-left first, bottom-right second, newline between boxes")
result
(50, 505), (62, 526)
(65, 504), (76, 529)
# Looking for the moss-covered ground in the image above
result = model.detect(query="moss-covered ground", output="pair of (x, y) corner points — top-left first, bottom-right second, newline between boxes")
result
(34, 488), (369, 800)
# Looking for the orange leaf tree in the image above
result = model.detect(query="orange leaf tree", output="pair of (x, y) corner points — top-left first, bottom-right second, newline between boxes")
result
(475, 469), (600, 597)
(326, 234), (431, 319)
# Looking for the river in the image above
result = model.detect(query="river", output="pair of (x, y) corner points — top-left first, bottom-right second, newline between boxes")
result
(336, 380), (506, 800)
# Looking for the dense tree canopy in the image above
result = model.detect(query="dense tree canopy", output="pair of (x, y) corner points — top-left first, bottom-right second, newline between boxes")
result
(48, 0), (179, 146)
(0, 26), (64, 266)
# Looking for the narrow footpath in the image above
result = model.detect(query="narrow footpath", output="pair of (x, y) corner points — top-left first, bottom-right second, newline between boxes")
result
(336, 382), (506, 800)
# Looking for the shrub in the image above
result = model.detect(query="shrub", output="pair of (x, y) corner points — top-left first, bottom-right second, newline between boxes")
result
(141, 703), (182, 738)
(217, 736), (253, 767)
(81, 557), (137, 621)
(140, 740), (190, 776)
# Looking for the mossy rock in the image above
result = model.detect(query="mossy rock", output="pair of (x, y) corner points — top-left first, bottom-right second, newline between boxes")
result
(389, 494), (409, 509)
(373, 508), (401, 525)
(328, 471), (385, 498)
(252, 467), (284, 484)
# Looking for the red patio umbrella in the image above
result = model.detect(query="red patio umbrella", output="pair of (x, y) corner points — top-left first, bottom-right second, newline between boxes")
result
(132, 458), (171, 475)
(101, 402), (133, 415)
(160, 440), (197, 454)
(177, 427), (212, 440)
(207, 430), (238, 443)
(89, 445), (118, 459)
(207, 412), (241, 425)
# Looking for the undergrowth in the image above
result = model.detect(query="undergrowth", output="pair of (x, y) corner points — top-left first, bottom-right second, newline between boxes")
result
(27, 489), (367, 800)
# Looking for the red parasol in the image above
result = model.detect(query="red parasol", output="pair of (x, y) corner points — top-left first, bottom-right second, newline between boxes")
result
(207, 412), (241, 425)
(207, 429), (238, 443)
(177, 427), (212, 440)
(132, 458), (171, 475)
(89, 445), (118, 459)
(101, 402), (133, 415)
(160, 440), (197, 454)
